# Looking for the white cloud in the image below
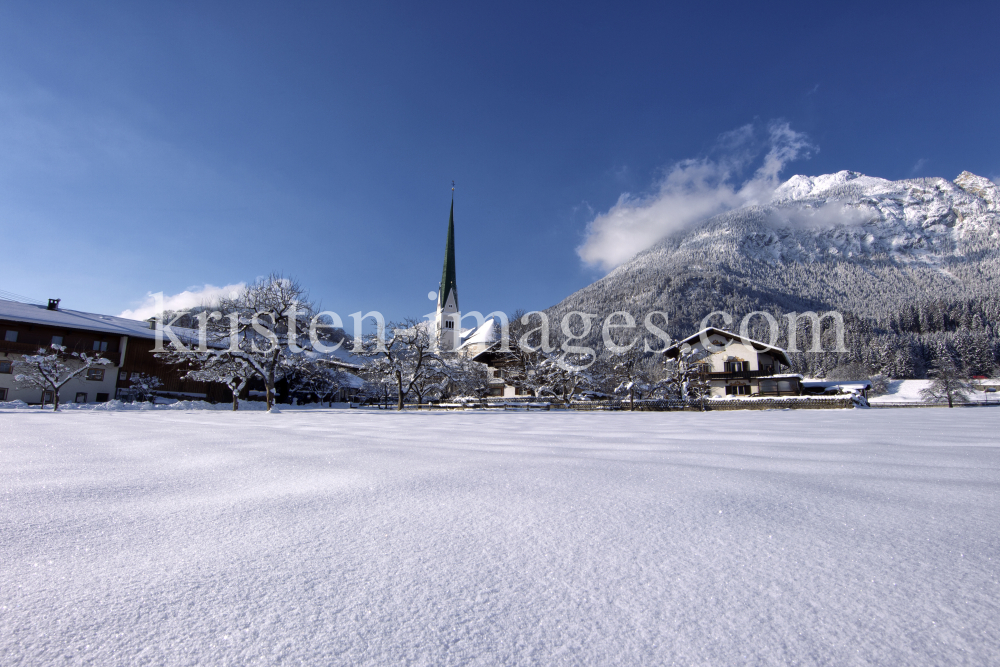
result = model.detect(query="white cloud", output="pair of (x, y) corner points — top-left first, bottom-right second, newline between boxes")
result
(911, 158), (928, 175)
(119, 283), (246, 320)
(577, 121), (816, 271)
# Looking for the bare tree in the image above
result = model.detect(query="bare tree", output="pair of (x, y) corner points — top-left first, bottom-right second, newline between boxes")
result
(489, 309), (552, 398)
(359, 375), (395, 409)
(606, 346), (653, 410)
(359, 318), (441, 410)
(444, 353), (493, 403)
(290, 362), (353, 407)
(920, 357), (972, 407)
(534, 353), (597, 402)
(213, 275), (321, 410)
(181, 353), (256, 410)
(13, 345), (113, 411)
(658, 345), (711, 405)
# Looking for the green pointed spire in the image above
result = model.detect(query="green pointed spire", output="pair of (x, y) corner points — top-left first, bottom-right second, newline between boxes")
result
(439, 197), (458, 310)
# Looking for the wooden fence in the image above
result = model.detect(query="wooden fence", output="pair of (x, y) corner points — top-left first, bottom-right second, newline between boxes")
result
(388, 397), (857, 411)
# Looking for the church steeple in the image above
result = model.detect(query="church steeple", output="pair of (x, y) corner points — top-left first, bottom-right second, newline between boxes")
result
(435, 190), (461, 351)
(438, 197), (458, 311)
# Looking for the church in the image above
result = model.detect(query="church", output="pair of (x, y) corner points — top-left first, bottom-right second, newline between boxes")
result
(433, 197), (463, 352)
(429, 194), (514, 397)
(431, 194), (497, 356)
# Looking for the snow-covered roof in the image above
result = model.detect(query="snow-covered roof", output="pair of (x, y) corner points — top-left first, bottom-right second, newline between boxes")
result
(802, 379), (872, 389)
(0, 300), (367, 364)
(458, 319), (497, 350)
(336, 371), (366, 389)
(0, 299), (162, 339)
(666, 327), (791, 366)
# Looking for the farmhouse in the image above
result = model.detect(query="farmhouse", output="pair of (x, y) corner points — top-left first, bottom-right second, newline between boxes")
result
(0, 298), (228, 404)
(665, 327), (802, 398)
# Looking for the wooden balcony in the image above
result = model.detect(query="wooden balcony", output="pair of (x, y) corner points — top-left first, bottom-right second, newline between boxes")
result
(0, 340), (48, 355)
(705, 369), (777, 381)
(0, 340), (119, 362)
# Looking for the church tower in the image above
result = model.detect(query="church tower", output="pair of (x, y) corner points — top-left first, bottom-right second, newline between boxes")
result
(435, 195), (461, 351)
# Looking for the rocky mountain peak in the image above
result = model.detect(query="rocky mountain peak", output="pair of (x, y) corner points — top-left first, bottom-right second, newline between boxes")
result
(954, 171), (1000, 211)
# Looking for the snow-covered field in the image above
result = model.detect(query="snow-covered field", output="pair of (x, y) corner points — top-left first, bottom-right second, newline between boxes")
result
(869, 379), (933, 403)
(2, 409), (998, 666)
(869, 379), (1000, 404)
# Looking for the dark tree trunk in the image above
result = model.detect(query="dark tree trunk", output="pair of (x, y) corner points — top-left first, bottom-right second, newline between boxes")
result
(396, 371), (404, 410)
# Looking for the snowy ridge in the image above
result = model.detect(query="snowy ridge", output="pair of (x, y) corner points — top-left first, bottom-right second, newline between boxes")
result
(662, 170), (1000, 267)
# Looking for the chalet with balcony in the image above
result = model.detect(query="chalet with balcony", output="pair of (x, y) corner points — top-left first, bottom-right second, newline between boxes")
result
(664, 327), (802, 398)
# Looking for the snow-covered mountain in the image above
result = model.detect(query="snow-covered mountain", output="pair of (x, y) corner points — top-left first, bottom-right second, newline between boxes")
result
(547, 171), (1000, 376)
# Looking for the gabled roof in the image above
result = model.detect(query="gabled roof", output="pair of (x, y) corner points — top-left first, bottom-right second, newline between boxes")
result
(0, 298), (161, 339)
(665, 327), (791, 366)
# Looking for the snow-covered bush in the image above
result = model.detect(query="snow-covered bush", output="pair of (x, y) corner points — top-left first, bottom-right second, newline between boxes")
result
(123, 373), (163, 403)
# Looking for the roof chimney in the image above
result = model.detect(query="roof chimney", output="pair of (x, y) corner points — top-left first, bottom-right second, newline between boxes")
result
(47, 298), (60, 311)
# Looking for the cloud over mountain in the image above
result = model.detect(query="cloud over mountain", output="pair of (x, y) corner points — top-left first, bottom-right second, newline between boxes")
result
(577, 121), (815, 271)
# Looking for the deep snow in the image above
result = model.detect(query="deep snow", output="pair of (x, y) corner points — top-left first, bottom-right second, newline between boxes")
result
(1, 408), (998, 665)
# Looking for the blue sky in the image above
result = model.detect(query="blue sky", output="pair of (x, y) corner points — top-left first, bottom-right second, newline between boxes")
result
(1, 1), (997, 321)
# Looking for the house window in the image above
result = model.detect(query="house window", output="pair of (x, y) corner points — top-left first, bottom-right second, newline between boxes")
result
(93, 341), (108, 352)
(75, 392), (88, 403)
(725, 384), (751, 395)
(96, 393), (109, 402)
(0, 388), (7, 401)
(42, 390), (54, 403)
(0, 360), (11, 374)
(86, 368), (105, 381)
(725, 360), (749, 373)
(51, 335), (63, 346)
(4, 330), (17, 342)
(119, 371), (128, 381)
